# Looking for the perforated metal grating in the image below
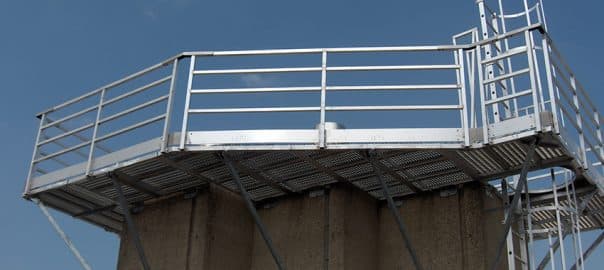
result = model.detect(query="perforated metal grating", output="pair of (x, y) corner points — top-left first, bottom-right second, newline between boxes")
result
(29, 136), (604, 233)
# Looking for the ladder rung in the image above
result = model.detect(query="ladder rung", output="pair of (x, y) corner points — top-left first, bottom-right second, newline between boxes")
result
(483, 68), (530, 85)
(485, 89), (533, 105)
(482, 46), (528, 65)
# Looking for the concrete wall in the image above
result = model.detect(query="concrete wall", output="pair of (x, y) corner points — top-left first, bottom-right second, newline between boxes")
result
(117, 183), (507, 270)
(378, 183), (508, 270)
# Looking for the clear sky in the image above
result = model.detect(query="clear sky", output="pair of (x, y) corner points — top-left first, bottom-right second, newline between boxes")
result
(1, 0), (603, 269)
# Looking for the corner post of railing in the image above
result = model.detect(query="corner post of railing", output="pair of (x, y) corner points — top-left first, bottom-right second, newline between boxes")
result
(570, 74), (588, 168)
(24, 113), (47, 197)
(161, 58), (179, 153)
(525, 30), (542, 133)
(457, 48), (470, 146)
(475, 43), (490, 145)
(180, 55), (196, 150)
(541, 36), (560, 134)
(319, 49), (327, 148)
(85, 88), (106, 176)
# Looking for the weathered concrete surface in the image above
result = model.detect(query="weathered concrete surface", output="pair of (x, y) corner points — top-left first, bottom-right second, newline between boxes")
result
(187, 185), (254, 270)
(249, 184), (378, 270)
(327, 185), (378, 270)
(378, 182), (508, 270)
(118, 182), (506, 270)
(250, 191), (326, 270)
(117, 195), (193, 270)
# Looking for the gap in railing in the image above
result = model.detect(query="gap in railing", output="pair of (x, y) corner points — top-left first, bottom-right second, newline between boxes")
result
(101, 64), (172, 101)
(327, 110), (461, 129)
(327, 90), (459, 106)
(34, 144), (92, 176)
(191, 72), (321, 89)
(327, 69), (458, 86)
(187, 112), (319, 130)
(189, 92), (320, 109)
(196, 53), (321, 70)
(93, 120), (165, 156)
(327, 51), (457, 66)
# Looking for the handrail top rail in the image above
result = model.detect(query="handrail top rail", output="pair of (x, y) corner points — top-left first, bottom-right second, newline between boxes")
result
(36, 24), (545, 118)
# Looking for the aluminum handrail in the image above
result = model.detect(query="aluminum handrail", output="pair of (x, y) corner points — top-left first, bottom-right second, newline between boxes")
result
(34, 24), (544, 119)
(25, 23), (604, 195)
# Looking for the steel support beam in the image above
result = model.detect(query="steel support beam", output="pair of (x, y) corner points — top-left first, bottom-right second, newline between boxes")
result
(223, 153), (286, 270)
(112, 170), (163, 197)
(369, 151), (423, 270)
(490, 139), (537, 270)
(570, 230), (604, 270)
(110, 175), (151, 270)
(33, 198), (93, 270)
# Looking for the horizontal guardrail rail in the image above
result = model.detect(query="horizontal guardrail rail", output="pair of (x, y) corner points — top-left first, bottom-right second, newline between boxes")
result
(543, 33), (604, 174)
(180, 45), (470, 150)
(24, 58), (179, 195)
(23, 23), (604, 196)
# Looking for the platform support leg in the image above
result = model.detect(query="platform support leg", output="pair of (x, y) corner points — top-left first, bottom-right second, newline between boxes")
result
(33, 198), (93, 270)
(369, 151), (423, 270)
(570, 230), (604, 270)
(490, 139), (537, 270)
(223, 154), (286, 270)
(110, 175), (151, 270)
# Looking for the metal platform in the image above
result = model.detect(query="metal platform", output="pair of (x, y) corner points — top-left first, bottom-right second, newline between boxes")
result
(24, 24), (604, 236)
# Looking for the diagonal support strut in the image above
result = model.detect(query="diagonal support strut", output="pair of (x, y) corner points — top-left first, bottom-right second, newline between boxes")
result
(222, 153), (286, 270)
(490, 139), (537, 270)
(33, 198), (93, 270)
(110, 173), (151, 270)
(368, 151), (423, 270)
(570, 230), (604, 270)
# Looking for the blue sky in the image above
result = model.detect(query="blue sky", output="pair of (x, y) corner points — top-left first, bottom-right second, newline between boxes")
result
(1, 0), (603, 269)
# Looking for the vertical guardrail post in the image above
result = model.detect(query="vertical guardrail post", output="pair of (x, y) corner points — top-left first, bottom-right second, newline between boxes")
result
(86, 89), (106, 175)
(570, 182), (586, 270)
(161, 59), (179, 153)
(24, 113), (46, 196)
(595, 110), (604, 175)
(524, 174), (536, 270)
(457, 48), (470, 146)
(541, 37), (560, 134)
(319, 50), (327, 148)
(545, 232), (555, 270)
(570, 75), (588, 168)
(180, 56), (196, 150)
(525, 30), (542, 132)
(475, 44), (490, 144)
(522, 1), (547, 116)
(551, 169), (568, 270)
